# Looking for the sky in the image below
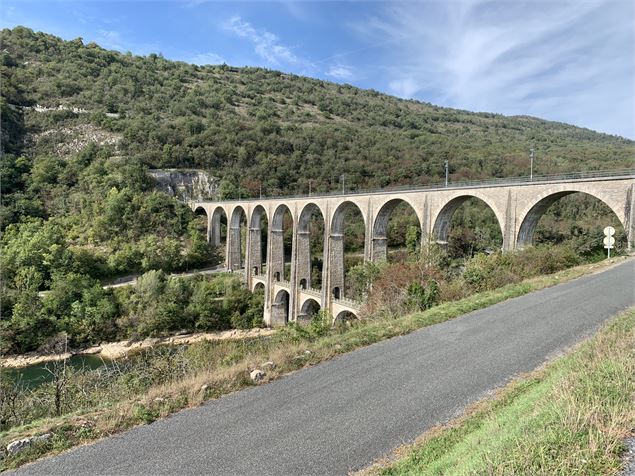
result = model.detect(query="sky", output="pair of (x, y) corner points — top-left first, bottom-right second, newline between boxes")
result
(2, 0), (634, 139)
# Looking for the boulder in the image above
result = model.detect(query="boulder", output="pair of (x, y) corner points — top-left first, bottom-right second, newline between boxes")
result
(250, 369), (265, 382)
(6, 433), (52, 456)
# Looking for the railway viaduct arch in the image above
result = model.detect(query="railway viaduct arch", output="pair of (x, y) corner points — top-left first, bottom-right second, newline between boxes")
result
(193, 171), (635, 326)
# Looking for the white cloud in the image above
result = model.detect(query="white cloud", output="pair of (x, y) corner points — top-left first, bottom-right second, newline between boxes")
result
(190, 52), (226, 65)
(224, 16), (300, 65)
(92, 29), (159, 57)
(326, 64), (354, 81)
(97, 29), (124, 50)
(353, 0), (634, 138)
(388, 78), (421, 98)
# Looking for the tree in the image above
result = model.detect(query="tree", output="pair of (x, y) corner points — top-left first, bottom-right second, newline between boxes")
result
(217, 178), (238, 200)
(346, 261), (385, 301)
(1, 290), (53, 353)
(405, 225), (420, 255)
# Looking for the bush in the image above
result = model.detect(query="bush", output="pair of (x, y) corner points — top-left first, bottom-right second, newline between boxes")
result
(309, 310), (331, 337)
(360, 244), (586, 322)
(346, 261), (385, 301)
(406, 280), (440, 311)
(514, 245), (581, 275)
(463, 246), (581, 293)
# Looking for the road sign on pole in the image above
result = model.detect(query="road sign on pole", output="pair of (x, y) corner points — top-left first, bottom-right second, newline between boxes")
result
(603, 226), (615, 258)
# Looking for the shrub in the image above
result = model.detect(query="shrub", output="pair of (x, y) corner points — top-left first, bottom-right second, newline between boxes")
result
(361, 244), (586, 322)
(309, 310), (331, 337)
(406, 280), (440, 311)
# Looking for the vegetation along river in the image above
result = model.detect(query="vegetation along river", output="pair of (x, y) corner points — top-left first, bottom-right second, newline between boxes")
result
(4, 355), (110, 388)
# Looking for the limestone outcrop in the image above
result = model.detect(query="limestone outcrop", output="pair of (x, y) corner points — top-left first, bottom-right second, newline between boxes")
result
(148, 169), (219, 203)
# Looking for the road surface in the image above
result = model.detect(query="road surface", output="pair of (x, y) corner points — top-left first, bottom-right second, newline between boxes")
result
(37, 265), (227, 297)
(15, 259), (635, 475)
(103, 265), (227, 289)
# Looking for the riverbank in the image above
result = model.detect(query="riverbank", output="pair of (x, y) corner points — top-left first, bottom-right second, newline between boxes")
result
(1, 327), (274, 369)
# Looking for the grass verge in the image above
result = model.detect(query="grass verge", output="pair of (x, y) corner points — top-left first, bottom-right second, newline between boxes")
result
(1, 256), (631, 471)
(362, 307), (635, 476)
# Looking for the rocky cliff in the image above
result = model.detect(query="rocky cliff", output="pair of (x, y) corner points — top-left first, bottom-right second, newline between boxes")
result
(148, 169), (219, 202)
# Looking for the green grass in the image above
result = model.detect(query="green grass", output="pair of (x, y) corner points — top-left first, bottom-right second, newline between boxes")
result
(372, 307), (635, 476)
(0, 257), (629, 471)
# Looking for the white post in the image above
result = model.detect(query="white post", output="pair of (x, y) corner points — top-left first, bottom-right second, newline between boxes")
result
(444, 160), (449, 187)
(530, 148), (534, 181)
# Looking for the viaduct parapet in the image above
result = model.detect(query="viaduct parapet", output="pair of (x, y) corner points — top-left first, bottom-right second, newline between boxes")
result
(192, 170), (635, 326)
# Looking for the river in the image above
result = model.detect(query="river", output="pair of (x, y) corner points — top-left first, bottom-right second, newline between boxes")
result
(3, 354), (111, 388)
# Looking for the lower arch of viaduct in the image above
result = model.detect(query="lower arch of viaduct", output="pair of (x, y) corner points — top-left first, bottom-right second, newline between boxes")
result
(194, 176), (635, 327)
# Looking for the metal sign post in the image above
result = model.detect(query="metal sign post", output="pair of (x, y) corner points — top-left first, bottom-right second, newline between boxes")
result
(603, 226), (615, 259)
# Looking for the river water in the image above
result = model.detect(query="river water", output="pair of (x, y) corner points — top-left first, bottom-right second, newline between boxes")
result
(3, 354), (110, 388)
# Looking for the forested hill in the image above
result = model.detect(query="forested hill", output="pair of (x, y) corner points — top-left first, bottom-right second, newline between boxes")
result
(0, 26), (633, 354)
(2, 26), (633, 199)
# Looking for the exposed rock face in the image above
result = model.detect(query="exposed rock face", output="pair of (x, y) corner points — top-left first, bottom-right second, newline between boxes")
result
(6, 433), (52, 456)
(29, 123), (122, 156)
(148, 169), (219, 203)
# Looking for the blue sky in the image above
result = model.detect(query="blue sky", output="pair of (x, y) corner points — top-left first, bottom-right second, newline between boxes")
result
(2, 0), (634, 139)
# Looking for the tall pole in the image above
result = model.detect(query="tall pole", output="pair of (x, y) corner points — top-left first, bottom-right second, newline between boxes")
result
(309, 179), (312, 196)
(340, 174), (345, 194)
(530, 148), (534, 181)
(444, 160), (449, 187)
(259, 183), (262, 199)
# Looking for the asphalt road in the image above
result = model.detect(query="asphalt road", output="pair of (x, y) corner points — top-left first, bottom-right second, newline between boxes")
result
(15, 260), (635, 476)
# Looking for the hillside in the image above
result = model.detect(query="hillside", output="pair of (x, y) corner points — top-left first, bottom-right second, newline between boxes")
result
(2, 26), (633, 200)
(0, 26), (633, 355)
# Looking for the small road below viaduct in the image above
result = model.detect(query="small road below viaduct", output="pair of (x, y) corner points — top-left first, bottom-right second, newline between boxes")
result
(16, 260), (635, 475)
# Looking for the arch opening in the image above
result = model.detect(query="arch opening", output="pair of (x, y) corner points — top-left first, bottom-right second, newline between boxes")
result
(210, 207), (228, 265)
(330, 202), (366, 300)
(433, 196), (503, 259)
(298, 203), (326, 290)
(191, 206), (218, 268)
(253, 281), (265, 293)
(272, 289), (290, 325)
(272, 205), (294, 282)
(249, 205), (268, 276)
(298, 298), (321, 323)
(334, 310), (358, 326)
(372, 199), (421, 262)
(229, 206), (247, 271)
(193, 206), (210, 242)
(518, 191), (627, 255)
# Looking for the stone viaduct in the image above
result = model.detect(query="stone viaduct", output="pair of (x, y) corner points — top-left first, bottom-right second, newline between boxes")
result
(192, 171), (635, 326)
